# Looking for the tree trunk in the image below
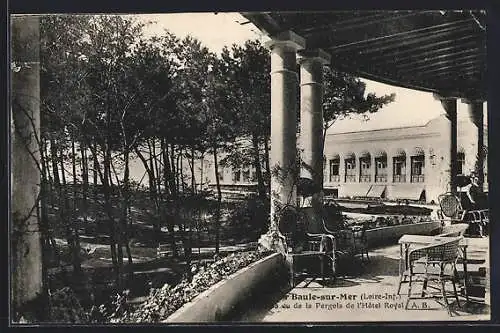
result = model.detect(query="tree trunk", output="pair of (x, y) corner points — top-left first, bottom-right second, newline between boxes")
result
(170, 144), (177, 195)
(176, 148), (181, 194)
(59, 145), (67, 186)
(80, 142), (89, 228)
(180, 150), (185, 193)
(161, 139), (177, 256)
(93, 141), (98, 201)
(152, 138), (162, 199)
(212, 145), (222, 254)
(190, 146), (196, 194)
(11, 17), (45, 321)
(161, 138), (175, 197)
(10, 22), (46, 322)
(50, 138), (60, 194)
(121, 125), (133, 265)
(252, 133), (266, 199)
(70, 138), (82, 276)
(135, 145), (162, 242)
(200, 154), (204, 191)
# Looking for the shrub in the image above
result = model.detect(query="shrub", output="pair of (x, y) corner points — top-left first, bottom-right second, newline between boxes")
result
(49, 287), (89, 323)
(227, 195), (270, 235)
(96, 250), (267, 323)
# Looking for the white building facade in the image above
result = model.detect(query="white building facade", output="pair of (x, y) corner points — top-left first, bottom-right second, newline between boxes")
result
(323, 114), (487, 203)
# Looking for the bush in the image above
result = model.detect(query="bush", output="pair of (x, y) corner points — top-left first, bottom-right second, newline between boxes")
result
(227, 195), (270, 234)
(49, 287), (90, 323)
(106, 250), (267, 323)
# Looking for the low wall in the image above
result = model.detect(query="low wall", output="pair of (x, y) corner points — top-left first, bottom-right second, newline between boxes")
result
(164, 252), (284, 323)
(366, 221), (442, 248)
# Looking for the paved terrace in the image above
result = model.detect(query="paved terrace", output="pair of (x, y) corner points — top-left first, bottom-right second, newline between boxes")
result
(233, 237), (490, 322)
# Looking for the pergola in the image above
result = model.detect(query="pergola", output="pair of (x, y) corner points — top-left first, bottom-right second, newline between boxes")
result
(241, 10), (487, 245)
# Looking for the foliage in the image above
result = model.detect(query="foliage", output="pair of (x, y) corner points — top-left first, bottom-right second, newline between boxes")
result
(322, 67), (395, 130)
(227, 195), (270, 234)
(48, 287), (89, 323)
(94, 250), (266, 323)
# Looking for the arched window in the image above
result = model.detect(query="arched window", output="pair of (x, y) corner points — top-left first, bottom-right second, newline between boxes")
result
(329, 154), (340, 182)
(359, 151), (371, 182)
(344, 152), (356, 182)
(410, 147), (425, 183)
(374, 150), (387, 182)
(393, 149), (406, 183)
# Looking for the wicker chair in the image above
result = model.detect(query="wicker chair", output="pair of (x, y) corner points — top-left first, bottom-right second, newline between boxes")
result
(438, 223), (469, 237)
(437, 192), (488, 237)
(279, 206), (337, 287)
(404, 237), (462, 316)
(332, 225), (370, 262)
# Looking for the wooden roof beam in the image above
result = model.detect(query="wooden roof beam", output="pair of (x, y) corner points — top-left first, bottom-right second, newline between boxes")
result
(327, 25), (476, 57)
(240, 13), (282, 36)
(408, 61), (481, 76)
(299, 11), (428, 35)
(414, 65), (481, 79)
(395, 50), (483, 70)
(367, 37), (482, 64)
(360, 34), (480, 59)
(315, 18), (475, 52)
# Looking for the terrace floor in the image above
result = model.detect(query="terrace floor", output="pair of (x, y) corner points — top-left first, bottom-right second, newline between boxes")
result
(233, 237), (490, 322)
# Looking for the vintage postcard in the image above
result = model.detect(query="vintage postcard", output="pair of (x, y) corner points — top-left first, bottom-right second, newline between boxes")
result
(9, 10), (490, 324)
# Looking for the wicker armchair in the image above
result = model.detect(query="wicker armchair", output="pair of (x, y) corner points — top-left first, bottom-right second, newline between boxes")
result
(437, 192), (488, 237)
(333, 225), (370, 262)
(438, 223), (469, 237)
(279, 206), (337, 287)
(404, 237), (462, 316)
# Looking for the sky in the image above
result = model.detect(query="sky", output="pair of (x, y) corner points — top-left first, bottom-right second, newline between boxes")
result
(137, 12), (483, 132)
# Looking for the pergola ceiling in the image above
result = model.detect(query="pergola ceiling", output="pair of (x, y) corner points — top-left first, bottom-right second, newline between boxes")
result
(242, 10), (486, 100)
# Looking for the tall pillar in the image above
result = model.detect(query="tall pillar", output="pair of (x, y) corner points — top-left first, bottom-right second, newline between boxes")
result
(464, 99), (485, 187)
(436, 95), (458, 195)
(298, 49), (330, 225)
(371, 154), (376, 183)
(11, 15), (44, 320)
(406, 154), (412, 183)
(387, 153), (393, 184)
(259, 31), (305, 251)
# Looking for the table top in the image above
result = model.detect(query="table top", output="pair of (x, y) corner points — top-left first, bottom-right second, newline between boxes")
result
(398, 234), (467, 246)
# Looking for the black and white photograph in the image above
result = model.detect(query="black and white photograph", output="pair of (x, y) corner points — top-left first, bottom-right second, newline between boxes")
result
(8, 10), (490, 324)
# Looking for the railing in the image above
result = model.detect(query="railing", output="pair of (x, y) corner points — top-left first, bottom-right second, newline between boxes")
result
(411, 174), (425, 183)
(375, 175), (387, 182)
(329, 175), (340, 182)
(345, 175), (357, 182)
(359, 175), (371, 182)
(393, 175), (406, 182)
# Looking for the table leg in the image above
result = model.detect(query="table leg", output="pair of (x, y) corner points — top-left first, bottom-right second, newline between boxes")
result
(462, 246), (469, 302)
(399, 244), (403, 276)
(405, 244), (410, 270)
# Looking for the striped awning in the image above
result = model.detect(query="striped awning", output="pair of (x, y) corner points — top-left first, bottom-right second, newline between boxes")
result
(366, 185), (386, 198)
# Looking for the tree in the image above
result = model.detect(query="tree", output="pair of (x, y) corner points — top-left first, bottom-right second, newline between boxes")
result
(322, 67), (395, 149)
(11, 15), (45, 321)
(221, 41), (271, 199)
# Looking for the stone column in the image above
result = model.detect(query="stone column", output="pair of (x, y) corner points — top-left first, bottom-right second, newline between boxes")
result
(436, 95), (458, 195)
(387, 153), (393, 184)
(339, 154), (345, 184)
(11, 15), (44, 320)
(298, 49), (330, 225)
(371, 154), (376, 183)
(259, 31), (305, 251)
(406, 154), (412, 183)
(464, 99), (485, 187)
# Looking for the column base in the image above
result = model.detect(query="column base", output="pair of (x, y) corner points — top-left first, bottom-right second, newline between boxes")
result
(258, 230), (286, 254)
